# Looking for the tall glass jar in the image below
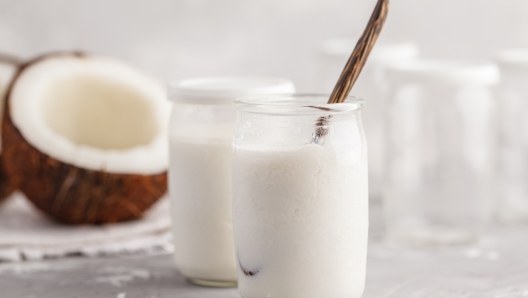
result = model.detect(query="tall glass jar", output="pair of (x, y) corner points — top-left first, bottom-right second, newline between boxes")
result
(497, 49), (528, 223)
(384, 60), (499, 245)
(168, 77), (295, 287)
(318, 39), (420, 200)
(232, 95), (368, 298)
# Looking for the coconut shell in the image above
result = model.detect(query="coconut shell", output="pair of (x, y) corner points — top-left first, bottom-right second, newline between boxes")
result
(0, 160), (14, 203)
(0, 56), (18, 203)
(1, 53), (167, 224)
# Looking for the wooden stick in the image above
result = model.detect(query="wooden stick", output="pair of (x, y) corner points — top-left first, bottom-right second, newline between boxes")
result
(327, 0), (389, 104)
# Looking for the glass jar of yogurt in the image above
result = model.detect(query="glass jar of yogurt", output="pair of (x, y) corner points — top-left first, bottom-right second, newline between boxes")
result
(232, 95), (368, 298)
(168, 77), (295, 287)
(384, 60), (499, 244)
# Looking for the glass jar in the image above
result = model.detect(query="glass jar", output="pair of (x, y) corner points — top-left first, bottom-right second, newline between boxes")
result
(232, 95), (368, 298)
(497, 49), (528, 223)
(384, 60), (499, 245)
(168, 77), (295, 287)
(318, 39), (420, 200)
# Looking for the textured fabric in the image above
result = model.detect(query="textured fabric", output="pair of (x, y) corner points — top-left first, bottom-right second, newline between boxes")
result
(0, 193), (173, 262)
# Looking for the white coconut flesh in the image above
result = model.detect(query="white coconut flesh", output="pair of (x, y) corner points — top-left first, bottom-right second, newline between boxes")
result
(9, 56), (170, 174)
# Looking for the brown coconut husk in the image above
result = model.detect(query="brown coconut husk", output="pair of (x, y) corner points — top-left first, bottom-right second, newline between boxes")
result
(0, 160), (15, 204)
(1, 53), (167, 224)
(0, 54), (19, 203)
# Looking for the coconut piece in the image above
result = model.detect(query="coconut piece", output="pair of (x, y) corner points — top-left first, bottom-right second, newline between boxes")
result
(2, 53), (170, 224)
(0, 62), (17, 203)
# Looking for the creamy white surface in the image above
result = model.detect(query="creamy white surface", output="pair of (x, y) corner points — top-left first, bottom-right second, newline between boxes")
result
(169, 137), (237, 282)
(232, 141), (368, 298)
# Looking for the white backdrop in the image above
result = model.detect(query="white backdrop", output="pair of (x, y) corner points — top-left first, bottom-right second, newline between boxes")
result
(0, 0), (527, 90)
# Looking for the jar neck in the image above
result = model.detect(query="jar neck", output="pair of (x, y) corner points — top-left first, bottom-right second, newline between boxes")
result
(234, 110), (363, 148)
(232, 94), (364, 116)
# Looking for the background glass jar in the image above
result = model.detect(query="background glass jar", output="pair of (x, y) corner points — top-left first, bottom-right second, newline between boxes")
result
(497, 49), (528, 223)
(232, 95), (368, 298)
(168, 77), (295, 287)
(318, 40), (420, 200)
(384, 60), (500, 245)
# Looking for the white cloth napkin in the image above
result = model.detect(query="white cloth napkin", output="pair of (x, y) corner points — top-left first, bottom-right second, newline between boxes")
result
(0, 192), (173, 262)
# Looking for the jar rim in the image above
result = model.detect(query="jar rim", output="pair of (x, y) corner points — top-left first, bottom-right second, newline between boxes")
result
(233, 94), (364, 115)
(321, 39), (420, 63)
(168, 76), (296, 105)
(385, 59), (500, 86)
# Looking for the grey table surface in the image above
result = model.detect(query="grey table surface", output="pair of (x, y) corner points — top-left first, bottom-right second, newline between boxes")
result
(1, 203), (528, 298)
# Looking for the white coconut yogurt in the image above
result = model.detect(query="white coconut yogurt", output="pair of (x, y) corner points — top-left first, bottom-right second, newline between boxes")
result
(232, 95), (368, 298)
(168, 77), (295, 286)
(170, 125), (236, 284)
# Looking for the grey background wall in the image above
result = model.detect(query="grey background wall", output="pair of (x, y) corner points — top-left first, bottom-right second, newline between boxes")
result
(0, 0), (527, 91)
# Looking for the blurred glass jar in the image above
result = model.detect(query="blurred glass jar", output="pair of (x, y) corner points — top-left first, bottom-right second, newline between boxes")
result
(384, 60), (499, 245)
(318, 39), (420, 200)
(168, 77), (295, 287)
(497, 49), (528, 223)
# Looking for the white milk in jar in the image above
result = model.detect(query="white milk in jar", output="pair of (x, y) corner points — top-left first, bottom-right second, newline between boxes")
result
(168, 77), (295, 286)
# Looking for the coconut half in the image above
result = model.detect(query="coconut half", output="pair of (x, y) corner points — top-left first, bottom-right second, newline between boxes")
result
(2, 53), (170, 224)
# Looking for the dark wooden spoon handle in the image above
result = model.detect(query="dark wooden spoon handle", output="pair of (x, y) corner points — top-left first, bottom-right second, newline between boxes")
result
(327, 0), (389, 104)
